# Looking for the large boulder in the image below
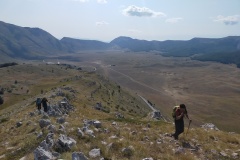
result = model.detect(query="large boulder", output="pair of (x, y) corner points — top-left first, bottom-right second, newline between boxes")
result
(39, 119), (51, 128)
(56, 134), (76, 152)
(89, 148), (101, 158)
(33, 146), (55, 160)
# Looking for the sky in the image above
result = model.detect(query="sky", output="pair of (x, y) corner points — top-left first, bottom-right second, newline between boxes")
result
(0, 0), (240, 42)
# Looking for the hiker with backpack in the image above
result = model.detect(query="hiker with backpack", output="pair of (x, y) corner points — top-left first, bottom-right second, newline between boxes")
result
(41, 97), (48, 112)
(172, 104), (192, 140)
(36, 98), (42, 111)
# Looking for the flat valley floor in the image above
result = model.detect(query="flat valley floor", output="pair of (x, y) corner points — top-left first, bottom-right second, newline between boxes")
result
(71, 51), (240, 133)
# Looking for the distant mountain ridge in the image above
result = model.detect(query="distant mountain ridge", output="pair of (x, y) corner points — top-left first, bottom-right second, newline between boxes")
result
(110, 36), (240, 56)
(0, 21), (66, 60)
(0, 21), (240, 67)
(60, 37), (110, 52)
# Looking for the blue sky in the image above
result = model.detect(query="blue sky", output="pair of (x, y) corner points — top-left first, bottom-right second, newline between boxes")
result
(0, 0), (240, 42)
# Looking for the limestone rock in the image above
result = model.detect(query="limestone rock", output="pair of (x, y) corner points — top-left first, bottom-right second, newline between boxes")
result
(142, 158), (153, 160)
(201, 123), (219, 131)
(72, 152), (88, 160)
(56, 134), (76, 152)
(89, 148), (101, 158)
(39, 119), (51, 128)
(16, 121), (23, 128)
(57, 117), (65, 124)
(33, 146), (55, 160)
(93, 120), (101, 128)
(77, 128), (84, 137)
(48, 124), (56, 133)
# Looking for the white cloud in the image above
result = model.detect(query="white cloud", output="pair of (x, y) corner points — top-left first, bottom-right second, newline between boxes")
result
(97, 0), (107, 4)
(214, 15), (240, 25)
(166, 17), (183, 23)
(96, 21), (109, 26)
(122, 5), (166, 17)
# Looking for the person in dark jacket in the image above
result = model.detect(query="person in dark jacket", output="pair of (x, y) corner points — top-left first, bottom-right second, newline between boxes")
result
(41, 97), (48, 112)
(172, 104), (191, 140)
(36, 98), (42, 111)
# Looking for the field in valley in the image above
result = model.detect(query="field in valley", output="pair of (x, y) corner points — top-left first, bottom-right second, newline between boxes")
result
(0, 54), (240, 159)
(1, 51), (240, 133)
(72, 51), (240, 133)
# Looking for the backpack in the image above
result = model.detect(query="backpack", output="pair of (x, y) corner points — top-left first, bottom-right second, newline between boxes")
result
(36, 98), (42, 105)
(172, 106), (180, 118)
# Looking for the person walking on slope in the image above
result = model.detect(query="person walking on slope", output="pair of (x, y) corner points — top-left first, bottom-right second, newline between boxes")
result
(41, 97), (48, 112)
(36, 98), (42, 112)
(172, 104), (191, 140)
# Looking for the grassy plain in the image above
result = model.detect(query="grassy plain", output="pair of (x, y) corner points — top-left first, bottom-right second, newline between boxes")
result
(71, 51), (240, 133)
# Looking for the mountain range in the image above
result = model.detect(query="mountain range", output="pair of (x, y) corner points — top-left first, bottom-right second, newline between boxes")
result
(0, 21), (240, 67)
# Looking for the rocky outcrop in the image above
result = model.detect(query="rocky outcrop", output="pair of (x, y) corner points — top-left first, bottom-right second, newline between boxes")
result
(201, 123), (219, 131)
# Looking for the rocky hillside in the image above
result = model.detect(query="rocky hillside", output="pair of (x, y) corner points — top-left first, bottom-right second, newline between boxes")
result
(0, 63), (239, 160)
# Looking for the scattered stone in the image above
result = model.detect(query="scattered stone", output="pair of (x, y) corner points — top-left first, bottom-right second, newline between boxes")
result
(94, 102), (102, 110)
(201, 123), (219, 131)
(72, 152), (88, 160)
(93, 120), (101, 128)
(232, 152), (239, 159)
(59, 124), (66, 134)
(77, 128), (84, 137)
(48, 124), (56, 133)
(26, 121), (32, 126)
(122, 146), (134, 158)
(146, 123), (151, 128)
(0, 155), (5, 159)
(19, 156), (27, 160)
(39, 140), (51, 151)
(142, 158), (153, 160)
(33, 146), (55, 160)
(174, 147), (185, 154)
(56, 134), (76, 152)
(115, 112), (124, 118)
(39, 119), (51, 128)
(42, 114), (49, 119)
(151, 111), (162, 119)
(112, 122), (117, 126)
(37, 132), (43, 139)
(143, 136), (150, 141)
(57, 117), (65, 124)
(220, 151), (228, 157)
(16, 121), (23, 128)
(156, 138), (163, 144)
(52, 152), (61, 159)
(85, 129), (95, 138)
(89, 148), (101, 158)
(130, 131), (137, 135)
(29, 112), (35, 117)
(46, 133), (54, 148)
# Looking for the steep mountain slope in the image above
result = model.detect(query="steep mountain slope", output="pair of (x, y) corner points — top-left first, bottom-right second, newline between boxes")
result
(0, 63), (239, 160)
(0, 21), (66, 59)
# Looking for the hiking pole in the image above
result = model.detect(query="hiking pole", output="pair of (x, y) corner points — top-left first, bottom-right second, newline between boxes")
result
(186, 120), (192, 136)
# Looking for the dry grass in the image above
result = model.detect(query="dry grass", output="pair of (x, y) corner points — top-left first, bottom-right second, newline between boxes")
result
(0, 62), (239, 160)
(83, 52), (240, 133)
